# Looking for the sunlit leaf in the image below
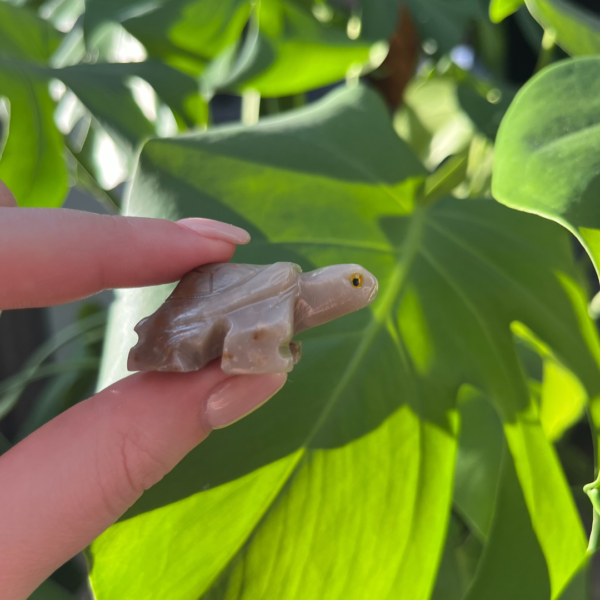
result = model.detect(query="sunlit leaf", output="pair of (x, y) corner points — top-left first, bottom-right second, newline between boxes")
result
(92, 85), (596, 599)
(0, 64), (68, 207)
(490, 0), (526, 23)
(212, 0), (374, 97)
(395, 76), (475, 168)
(84, 0), (251, 75)
(0, 3), (67, 207)
(525, 0), (600, 56)
(514, 323), (587, 442)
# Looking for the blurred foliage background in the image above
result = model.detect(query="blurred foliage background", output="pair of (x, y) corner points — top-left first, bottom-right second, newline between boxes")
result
(3, 0), (600, 598)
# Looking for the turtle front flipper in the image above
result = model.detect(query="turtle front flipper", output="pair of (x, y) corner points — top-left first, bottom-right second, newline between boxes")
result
(221, 294), (296, 374)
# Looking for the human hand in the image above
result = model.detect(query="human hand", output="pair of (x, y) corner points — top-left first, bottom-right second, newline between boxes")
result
(0, 182), (287, 600)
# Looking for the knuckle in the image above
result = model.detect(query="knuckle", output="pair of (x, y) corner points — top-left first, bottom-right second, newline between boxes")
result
(116, 425), (170, 496)
(95, 422), (171, 518)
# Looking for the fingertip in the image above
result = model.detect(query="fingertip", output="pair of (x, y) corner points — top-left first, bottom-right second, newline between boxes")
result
(176, 218), (251, 245)
(205, 372), (288, 430)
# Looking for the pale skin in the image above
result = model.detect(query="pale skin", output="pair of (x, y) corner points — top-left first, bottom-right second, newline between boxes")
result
(0, 180), (287, 600)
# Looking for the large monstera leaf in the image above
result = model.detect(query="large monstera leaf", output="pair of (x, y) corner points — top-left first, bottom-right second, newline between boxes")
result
(493, 57), (600, 279)
(93, 85), (599, 600)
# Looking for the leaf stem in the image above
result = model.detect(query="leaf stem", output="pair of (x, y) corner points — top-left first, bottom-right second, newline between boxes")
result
(589, 510), (600, 553)
(241, 90), (261, 126)
(584, 405), (600, 553)
(303, 207), (427, 448)
(534, 29), (556, 74)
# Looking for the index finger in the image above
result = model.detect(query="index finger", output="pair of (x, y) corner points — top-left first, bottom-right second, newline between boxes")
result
(0, 205), (249, 310)
(0, 181), (18, 208)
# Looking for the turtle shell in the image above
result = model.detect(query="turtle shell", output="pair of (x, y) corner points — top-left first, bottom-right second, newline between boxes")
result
(128, 262), (302, 373)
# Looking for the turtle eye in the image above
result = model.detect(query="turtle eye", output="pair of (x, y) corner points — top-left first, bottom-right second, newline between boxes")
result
(350, 273), (363, 288)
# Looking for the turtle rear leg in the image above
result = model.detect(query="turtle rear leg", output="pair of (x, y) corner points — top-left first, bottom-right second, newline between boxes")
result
(288, 340), (302, 365)
(221, 303), (296, 374)
(128, 316), (225, 372)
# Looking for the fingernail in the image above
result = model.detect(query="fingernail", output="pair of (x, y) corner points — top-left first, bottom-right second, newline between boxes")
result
(176, 218), (251, 245)
(205, 374), (287, 429)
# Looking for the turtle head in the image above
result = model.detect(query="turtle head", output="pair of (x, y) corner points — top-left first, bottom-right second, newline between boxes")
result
(294, 264), (378, 333)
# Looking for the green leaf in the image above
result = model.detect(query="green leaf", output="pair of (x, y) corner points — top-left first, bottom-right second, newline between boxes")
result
(15, 371), (80, 440)
(41, 0), (85, 34)
(420, 150), (469, 207)
(41, 60), (203, 161)
(29, 580), (77, 600)
(430, 515), (482, 600)
(15, 304), (106, 440)
(52, 64), (156, 151)
(0, 311), (106, 420)
(112, 60), (207, 128)
(360, 0), (401, 42)
(0, 64), (68, 207)
(456, 82), (515, 141)
(557, 566), (589, 600)
(0, 1), (63, 63)
(214, 0), (374, 97)
(0, 4), (67, 207)
(454, 387), (504, 540)
(404, 0), (484, 52)
(525, 0), (600, 56)
(84, 0), (251, 76)
(464, 432), (553, 600)
(0, 432), (10, 456)
(457, 389), (552, 600)
(490, 0), (525, 23)
(396, 76), (475, 168)
(514, 323), (587, 442)
(93, 85), (595, 599)
(493, 57), (600, 279)
(516, 6), (545, 51)
(456, 389), (588, 600)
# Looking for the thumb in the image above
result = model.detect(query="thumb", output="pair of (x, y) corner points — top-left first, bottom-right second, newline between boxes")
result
(0, 363), (286, 600)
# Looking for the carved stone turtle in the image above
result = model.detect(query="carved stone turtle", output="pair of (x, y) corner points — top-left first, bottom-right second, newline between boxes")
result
(128, 262), (378, 375)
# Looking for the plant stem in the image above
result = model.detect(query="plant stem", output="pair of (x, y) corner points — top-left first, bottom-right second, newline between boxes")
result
(241, 90), (261, 126)
(535, 29), (556, 74)
(589, 510), (600, 553)
(585, 405), (600, 553)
